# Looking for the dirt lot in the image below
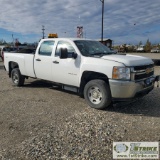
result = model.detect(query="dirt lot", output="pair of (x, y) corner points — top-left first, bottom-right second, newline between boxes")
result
(0, 59), (160, 160)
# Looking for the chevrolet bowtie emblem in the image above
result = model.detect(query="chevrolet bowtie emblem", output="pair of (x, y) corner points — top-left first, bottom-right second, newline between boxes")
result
(146, 68), (152, 74)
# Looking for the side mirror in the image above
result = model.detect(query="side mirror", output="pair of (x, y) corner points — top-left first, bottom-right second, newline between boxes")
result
(72, 52), (77, 59)
(60, 48), (68, 59)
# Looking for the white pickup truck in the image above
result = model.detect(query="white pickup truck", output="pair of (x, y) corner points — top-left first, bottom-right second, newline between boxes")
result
(4, 38), (159, 109)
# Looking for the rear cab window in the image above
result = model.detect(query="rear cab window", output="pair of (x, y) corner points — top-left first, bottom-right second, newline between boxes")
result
(39, 41), (55, 56)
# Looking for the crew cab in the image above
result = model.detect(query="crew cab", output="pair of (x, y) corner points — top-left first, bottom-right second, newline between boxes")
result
(4, 38), (159, 109)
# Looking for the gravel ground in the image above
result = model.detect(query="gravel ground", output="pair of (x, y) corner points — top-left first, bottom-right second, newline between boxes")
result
(0, 59), (160, 160)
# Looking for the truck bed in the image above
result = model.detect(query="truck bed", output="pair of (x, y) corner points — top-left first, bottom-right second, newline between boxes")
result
(4, 52), (36, 78)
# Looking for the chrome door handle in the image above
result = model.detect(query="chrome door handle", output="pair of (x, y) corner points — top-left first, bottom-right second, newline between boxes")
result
(53, 61), (59, 64)
(36, 58), (41, 61)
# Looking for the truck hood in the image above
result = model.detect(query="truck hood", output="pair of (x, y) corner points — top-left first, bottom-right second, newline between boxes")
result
(101, 54), (153, 66)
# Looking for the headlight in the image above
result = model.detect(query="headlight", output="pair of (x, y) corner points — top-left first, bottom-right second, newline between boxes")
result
(112, 66), (131, 80)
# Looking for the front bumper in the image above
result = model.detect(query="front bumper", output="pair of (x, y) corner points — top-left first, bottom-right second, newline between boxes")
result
(109, 76), (159, 101)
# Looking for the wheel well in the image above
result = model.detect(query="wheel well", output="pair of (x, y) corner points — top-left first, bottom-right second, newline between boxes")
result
(79, 71), (109, 96)
(9, 62), (19, 77)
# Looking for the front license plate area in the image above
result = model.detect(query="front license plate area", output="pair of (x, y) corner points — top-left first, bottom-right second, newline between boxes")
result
(144, 77), (154, 87)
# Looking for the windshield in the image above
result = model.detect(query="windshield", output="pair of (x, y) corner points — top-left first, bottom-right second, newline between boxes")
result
(74, 40), (112, 57)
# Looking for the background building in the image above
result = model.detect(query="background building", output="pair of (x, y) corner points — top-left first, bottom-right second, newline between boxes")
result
(98, 38), (113, 48)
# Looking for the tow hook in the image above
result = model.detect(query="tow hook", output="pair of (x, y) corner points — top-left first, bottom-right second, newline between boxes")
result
(155, 75), (160, 87)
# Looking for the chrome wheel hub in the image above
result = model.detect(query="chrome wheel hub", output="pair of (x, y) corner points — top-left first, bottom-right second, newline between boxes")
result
(88, 86), (102, 104)
(13, 73), (19, 84)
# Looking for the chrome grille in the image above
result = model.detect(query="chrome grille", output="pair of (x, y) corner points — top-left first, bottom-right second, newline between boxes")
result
(131, 64), (154, 81)
(134, 64), (154, 70)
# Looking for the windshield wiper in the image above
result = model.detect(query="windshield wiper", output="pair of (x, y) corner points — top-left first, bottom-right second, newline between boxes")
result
(91, 52), (113, 57)
(91, 52), (106, 56)
(107, 52), (115, 54)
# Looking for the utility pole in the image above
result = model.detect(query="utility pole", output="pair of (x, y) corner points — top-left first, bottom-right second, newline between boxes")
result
(12, 34), (14, 47)
(100, 0), (104, 42)
(42, 25), (45, 39)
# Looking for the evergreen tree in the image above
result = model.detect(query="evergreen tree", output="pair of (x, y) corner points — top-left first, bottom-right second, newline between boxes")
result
(0, 39), (7, 45)
(144, 39), (151, 52)
(138, 41), (142, 46)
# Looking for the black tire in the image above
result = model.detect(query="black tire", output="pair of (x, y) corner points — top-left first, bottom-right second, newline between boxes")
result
(11, 68), (25, 86)
(84, 79), (112, 109)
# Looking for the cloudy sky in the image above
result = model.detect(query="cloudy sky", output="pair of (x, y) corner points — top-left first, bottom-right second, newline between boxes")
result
(0, 0), (160, 45)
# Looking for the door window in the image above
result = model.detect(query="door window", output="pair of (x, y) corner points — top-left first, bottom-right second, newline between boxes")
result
(39, 41), (55, 56)
(55, 41), (76, 58)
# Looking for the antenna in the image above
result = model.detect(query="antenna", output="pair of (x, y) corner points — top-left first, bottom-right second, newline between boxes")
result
(42, 25), (45, 39)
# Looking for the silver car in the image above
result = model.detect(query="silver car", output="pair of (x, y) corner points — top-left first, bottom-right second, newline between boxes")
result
(151, 48), (160, 53)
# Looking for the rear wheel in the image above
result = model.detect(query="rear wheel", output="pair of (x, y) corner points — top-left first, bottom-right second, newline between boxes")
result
(11, 68), (25, 86)
(84, 79), (112, 109)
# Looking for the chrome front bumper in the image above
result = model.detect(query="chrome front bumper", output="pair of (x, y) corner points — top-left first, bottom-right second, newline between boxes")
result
(109, 76), (159, 101)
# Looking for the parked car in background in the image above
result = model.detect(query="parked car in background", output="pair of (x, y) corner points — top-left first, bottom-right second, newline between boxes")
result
(136, 45), (145, 52)
(151, 48), (160, 53)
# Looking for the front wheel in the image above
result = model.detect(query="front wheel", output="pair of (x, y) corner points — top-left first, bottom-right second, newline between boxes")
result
(11, 68), (25, 86)
(84, 80), (112, 109)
